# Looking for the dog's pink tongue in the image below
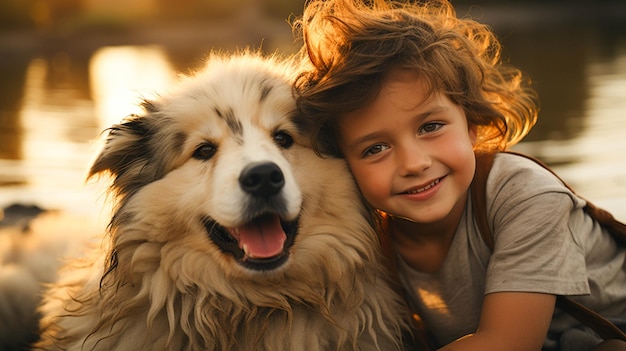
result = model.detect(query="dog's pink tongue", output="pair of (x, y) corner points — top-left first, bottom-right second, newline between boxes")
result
(238, 215), (286, 259)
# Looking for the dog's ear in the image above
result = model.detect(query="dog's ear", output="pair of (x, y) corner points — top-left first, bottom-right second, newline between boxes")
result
(89, 101), (170, 198)
(89, 117), (146, 174)
(88, 116), (152, 196)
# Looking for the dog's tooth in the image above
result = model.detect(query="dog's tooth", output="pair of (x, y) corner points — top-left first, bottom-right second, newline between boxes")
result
(242, 244), (249, 260)
(241, 244), (260, 260)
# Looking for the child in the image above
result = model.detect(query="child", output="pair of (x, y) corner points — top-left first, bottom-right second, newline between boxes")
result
(293, 0), (626, 350)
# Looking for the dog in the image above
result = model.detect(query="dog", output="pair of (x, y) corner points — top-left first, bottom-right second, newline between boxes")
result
(34, 52), (410, 351)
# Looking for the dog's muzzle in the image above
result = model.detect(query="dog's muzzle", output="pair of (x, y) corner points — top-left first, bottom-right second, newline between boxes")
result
(203, 161), (300, 271)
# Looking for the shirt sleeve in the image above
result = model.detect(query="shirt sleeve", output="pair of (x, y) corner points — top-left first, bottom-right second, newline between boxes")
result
(483, 153), (591, 296)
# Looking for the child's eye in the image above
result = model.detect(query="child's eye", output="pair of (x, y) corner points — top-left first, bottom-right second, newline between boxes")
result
(419, 122), (444, 134)
(362, 144), (389, 157)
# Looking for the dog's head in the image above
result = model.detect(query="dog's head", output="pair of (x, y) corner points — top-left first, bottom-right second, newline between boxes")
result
(89, 53), (329, 273)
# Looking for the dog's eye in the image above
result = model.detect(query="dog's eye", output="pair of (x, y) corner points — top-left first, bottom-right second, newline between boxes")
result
(192, 143), (217, 160)
(273, 130), (293, 149)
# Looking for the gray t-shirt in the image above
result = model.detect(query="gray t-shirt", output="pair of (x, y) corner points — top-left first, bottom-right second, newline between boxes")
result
(398, 152), (626, 345)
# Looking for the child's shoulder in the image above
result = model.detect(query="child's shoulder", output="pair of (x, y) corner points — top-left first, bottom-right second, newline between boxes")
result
(487, 151), (582, 204)
(492, 152), (565, 186)
(492, 151), (547, 169)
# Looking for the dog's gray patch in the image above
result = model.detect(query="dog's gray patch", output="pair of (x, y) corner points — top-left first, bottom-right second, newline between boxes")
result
(141, 99), (159, 113)
(259, 84), (273, 103)
(214, 107), (243, 140)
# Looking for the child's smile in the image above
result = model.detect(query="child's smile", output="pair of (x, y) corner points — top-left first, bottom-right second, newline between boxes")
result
(338, 67), (477, 228)
(398, 175), (444, 198)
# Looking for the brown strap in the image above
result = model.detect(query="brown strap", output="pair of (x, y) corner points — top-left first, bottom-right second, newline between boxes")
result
(556, 296), (626, 341)
(471, 151), (626, 342)
(471, 152), (496, 249)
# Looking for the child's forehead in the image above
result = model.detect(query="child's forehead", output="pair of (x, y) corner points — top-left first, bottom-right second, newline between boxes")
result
(380, 67), (440, 101)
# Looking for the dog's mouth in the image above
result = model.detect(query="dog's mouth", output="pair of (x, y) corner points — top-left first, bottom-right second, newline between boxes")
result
(203, 214), (298, 271)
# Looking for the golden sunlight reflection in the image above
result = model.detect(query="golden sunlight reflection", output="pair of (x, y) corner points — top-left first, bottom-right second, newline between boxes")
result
(90, 45), (176, 130)
(417, 288), (450, 315)
(1, 45), (177, 218)
(15, 57), (102, 215)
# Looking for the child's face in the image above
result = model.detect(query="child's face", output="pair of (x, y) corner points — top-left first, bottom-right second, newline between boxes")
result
(338, 68), (477, 225)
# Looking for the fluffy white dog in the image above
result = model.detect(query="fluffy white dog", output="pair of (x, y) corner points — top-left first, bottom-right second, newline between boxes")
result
(35, 52), (410, 351)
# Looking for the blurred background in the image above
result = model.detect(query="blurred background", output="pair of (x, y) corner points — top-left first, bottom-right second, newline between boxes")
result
(0, 0), (625, 221)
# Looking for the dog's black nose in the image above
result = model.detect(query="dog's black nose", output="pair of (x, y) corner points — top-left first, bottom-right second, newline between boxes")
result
(239, 162), (285, 197)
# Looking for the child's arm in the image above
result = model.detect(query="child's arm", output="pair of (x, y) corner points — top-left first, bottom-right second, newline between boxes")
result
(440, 291), (556, 351)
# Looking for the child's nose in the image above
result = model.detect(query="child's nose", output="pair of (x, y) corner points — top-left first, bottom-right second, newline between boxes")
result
(396, 143), (431, 176)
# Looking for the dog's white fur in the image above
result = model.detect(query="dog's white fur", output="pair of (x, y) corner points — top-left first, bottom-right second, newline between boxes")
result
(35, 52), (409, 351)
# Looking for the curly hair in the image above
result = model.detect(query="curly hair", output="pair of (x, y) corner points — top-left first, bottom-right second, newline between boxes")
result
(293, 0), (539, 157)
